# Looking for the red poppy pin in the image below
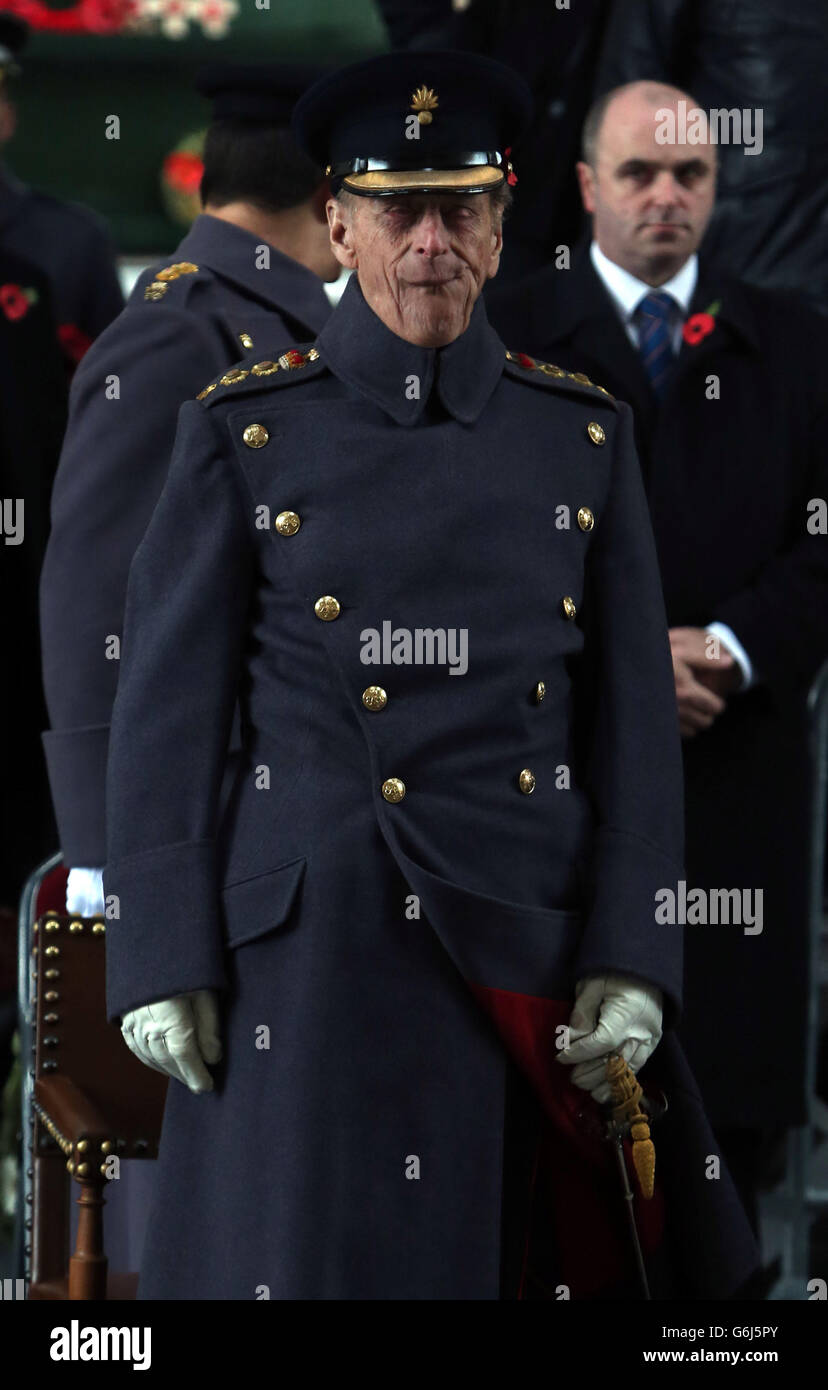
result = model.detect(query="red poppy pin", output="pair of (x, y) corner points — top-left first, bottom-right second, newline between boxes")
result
(0, 283), (38, 321)
(682, 298), (721, 346)
(504, 147), (518, 187)
(58, 322), (93, 364)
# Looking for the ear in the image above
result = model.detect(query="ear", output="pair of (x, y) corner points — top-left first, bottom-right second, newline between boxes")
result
(575, 160), (596, 215)
(485, 212), (503, 282)
(326, 196), (358, 271)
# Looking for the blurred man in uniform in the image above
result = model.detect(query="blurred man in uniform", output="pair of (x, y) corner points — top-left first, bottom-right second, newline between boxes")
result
(0, 15), (123, 368)
(40, 63), (338, 927)
(488, 80), (828, 1237)
(101, 51), (756, 1300)
(0, 245), (65, 1096)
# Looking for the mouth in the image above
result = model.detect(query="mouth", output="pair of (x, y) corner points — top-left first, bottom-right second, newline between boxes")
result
(404, 275), (461, 288)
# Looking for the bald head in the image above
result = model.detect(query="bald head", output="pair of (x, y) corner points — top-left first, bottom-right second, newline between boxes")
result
(577, 81), (717, 285)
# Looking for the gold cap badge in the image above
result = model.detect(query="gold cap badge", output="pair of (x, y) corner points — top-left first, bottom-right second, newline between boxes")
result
(410, 85), (438, 125)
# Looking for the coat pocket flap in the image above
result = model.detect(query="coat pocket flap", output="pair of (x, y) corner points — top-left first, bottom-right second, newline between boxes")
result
(220, 856), (306, 948)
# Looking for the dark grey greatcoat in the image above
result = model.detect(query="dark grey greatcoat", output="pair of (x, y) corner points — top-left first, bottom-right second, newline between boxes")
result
(39, 212), (332, 870)
(487, 249), (828, 1129)
(103, 275), (757, 1300)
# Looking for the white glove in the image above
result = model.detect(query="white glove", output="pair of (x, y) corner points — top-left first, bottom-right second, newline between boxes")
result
(120, 990), (222, 1094)
(556, 972), (663, 1104)
(66, 867), (105, 916)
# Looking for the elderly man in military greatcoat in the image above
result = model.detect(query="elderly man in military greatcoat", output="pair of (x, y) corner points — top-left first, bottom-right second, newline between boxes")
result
(102, 51), (757, 1300)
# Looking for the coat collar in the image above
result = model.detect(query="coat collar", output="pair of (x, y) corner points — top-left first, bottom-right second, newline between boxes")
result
(315, 272), (505, 426)
(175, 213), (332, 334)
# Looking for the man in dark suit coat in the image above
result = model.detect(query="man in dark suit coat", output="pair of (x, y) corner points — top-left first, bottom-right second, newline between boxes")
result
(100, 51), (756, 1301)
(39, 65), (337, 916)
(488, 79), (828, 1232)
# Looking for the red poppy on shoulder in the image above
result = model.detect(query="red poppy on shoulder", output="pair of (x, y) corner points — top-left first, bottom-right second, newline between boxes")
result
(517, 352), (536, 370)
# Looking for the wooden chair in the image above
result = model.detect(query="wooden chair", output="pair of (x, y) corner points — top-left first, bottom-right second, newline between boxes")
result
(19, 856), (167, 1300)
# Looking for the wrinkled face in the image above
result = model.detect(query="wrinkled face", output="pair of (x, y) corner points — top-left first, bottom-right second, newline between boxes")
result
(577, 89), (717, 284)
(327, 190), (503, 346)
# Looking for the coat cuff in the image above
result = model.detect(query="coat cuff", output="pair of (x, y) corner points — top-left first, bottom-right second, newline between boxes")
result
(103, 839), (228, 1022)
(575, 826), (684, 1027)
(41, 724), (109, 867)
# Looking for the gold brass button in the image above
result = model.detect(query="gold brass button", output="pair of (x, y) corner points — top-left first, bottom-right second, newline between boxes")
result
(577, 506), (594, 531)
(534, 680), (546, 703)
(587, 421), (606, 446)
(519, 769), (536, 795)
(274, 510), (301, 536)
(382, 777), (405, 803)
(243, 423), (269, 449)
(314, 595), (340, 621)
(239, 332), (254, 349)
(562, 596), (577, 620)
(362, 685), (387, 711)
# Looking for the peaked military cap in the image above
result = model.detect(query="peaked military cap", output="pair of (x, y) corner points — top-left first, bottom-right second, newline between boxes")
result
(291, 49), (532, 196)
(195, 61), (331, 125)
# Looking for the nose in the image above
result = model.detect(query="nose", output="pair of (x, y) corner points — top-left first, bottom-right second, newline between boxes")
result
(650, 169), (685, 206)
(413, 208), (451, 258)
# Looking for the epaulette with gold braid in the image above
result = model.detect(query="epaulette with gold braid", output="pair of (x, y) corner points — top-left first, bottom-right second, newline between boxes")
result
(196, 346), (322, 404)
(143, 261), (200, 302)
(504, 349), (615, 401)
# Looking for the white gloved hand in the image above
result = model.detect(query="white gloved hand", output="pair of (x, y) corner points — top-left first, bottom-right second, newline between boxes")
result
(120, 990), (222, 1094)
(556, 972), (663, 1104)
(66, 867), (105, 917)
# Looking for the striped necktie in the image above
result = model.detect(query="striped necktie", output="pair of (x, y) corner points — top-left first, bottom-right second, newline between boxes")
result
(634, 291), (678, 401)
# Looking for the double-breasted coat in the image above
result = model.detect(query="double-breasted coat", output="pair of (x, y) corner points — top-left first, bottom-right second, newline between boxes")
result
(103, 274), (757, 1299)
(40, 212), (332, 870)
(488, 247), (828, 1128)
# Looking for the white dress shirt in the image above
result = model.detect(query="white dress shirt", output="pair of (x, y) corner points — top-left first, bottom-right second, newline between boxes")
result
(588, 240), (754, 691)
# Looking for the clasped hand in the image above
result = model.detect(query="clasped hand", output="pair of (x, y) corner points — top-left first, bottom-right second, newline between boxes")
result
(556, 972), (663, 1104)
